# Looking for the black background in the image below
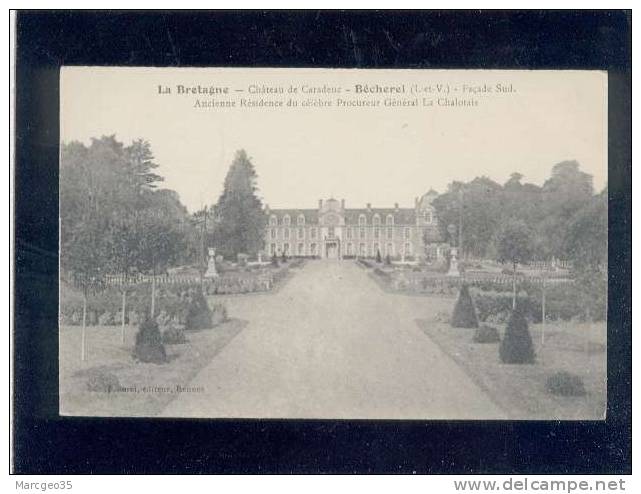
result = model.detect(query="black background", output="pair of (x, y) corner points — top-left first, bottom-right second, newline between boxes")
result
(13, 10), (631, 474)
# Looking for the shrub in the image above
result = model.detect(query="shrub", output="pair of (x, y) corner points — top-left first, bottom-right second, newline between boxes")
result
(546, 371), (587, 396)
(162, 325), (187, 344)
(473, 325), (501, 344)
(211, 303), (228, 326)
(451, 284), (479, 328)
(85, 369), (122, 392)
(499, 309), (535, 364)
(185, 288), (213, 331)
(376, 250), (382, 263)
(271, 253), (279, 266)
(132, 317), (167, 364)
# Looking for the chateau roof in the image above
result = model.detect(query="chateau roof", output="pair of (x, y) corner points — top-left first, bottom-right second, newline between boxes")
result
(267, 207), (418, 225)
(267, 209), (320, 224)
(343, 208), (416, 224)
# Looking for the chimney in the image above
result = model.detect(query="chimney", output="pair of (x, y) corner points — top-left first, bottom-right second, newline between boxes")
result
(366, 203), (371, 212)
(265, 204), (270, 214)
(394, 202), (399, 211)
(319, 199), (323, 209)
(414, 197), (419, 208)
(341, 199), (345, 209)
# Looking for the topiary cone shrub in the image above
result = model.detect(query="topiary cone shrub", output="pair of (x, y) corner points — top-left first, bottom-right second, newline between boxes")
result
(546, 371), (586, 396)
(451, 284), (479, 328)
(132, 317), (167, 364)
(185, 288), (213, 331)
(499, 309), (535, 364)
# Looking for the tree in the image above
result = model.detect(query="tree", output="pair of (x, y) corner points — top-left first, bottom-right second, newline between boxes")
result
(124, 139), (164, 192)
(537, 160), (594, 259)
(62, 214), (108, 361)
(213, 150), (265, 259)
(105, 214), (140, 343)
(496, 220), (534, 309)
(135, 206), (185, 318)
(432, 178), (503, 258)
(564, 188), (608, 320)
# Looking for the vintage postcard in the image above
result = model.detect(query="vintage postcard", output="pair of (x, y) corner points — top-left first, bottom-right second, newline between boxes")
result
(59, 67), (607, 419)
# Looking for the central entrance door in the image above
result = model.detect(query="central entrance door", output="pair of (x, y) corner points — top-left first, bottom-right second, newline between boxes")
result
(325, 242), (338, 259)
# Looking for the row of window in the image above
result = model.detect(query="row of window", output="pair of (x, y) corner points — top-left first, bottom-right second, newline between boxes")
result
(268, 211), (434, 227)
(269, 242), (413, 257)
(269, 226), (414, 241)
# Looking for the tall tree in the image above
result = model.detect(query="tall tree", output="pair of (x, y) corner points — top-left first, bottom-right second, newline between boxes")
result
(432, 177), (503, 258)
(496, 220), (534, 309)
(62, 213), (109, 361)
(537, 160), (594, 259)
(124, 139), (164, 193)
(213, 150), (265, 259)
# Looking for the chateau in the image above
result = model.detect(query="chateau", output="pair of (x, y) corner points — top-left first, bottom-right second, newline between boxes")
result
(263, 190), (447, 261)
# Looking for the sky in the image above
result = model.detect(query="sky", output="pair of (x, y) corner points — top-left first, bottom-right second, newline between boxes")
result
(61, 67), (607, 213)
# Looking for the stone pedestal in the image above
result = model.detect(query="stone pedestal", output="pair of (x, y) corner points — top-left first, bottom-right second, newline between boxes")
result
(204, 247), (219, 278)
(447, 247), (460, 277)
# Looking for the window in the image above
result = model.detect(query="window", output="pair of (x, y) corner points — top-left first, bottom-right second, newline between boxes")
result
(404, 242), (411, 255)
(298, 227), (304, 239)
(297, 214), (305, 226)
(271, 228), (276, 239)
(269, 215), (278, 226)
(346, 228), (352, 239)
(347, 243), (353, 255)
(386, 214), (394, 226)
(283, 243), (290, 254)
(424, 211), (433, 224)
(358, 214), (366, 226)
(373, 242), (380, 256)
(283, 215), (291, 226)
(374, 227), (380, 239)
(310, 228), (317, 239)
(359, 243), (366, 256)
(373, 214), (381, 226)
(404, 227), (411, 239)
(328, 226), (335, 238)
(359, 228), (366, 240)
(310, 243), (317, 255)
(284, 228), (290, 240)
(298, 243), (304, 255)
(270, 243), (276, 255)
(386, 227), (393, 240)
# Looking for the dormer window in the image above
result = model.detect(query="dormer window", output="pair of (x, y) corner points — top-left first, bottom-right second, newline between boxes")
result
(386, 214), (394, 226)
(373, 214), (381, 226)
(269, 215), (278, 226)
(283, 215), (291, 226)
(297, 214), (305, 226)
(358, 214), (367, 226)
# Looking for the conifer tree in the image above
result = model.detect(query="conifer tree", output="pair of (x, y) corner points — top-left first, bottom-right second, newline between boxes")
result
(214, 150), (265, 259)
(451, 284), (479, 328)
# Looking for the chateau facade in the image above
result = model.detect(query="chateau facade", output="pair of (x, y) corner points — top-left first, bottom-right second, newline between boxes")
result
(263, 191), (447, 261)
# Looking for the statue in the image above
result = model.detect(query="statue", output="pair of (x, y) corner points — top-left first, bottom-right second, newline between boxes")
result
(204, 247), (219, 278)
(447, 223), (460, 277)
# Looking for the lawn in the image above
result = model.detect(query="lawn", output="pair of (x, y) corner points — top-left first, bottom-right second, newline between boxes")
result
(59, 319), (246, 417)
(416, 317), (606, 420)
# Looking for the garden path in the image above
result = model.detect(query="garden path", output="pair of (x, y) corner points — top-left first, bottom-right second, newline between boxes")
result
(160, 261), (505, 418)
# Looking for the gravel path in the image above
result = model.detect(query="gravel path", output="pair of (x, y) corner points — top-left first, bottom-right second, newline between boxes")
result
(160, 261), (505, 419)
